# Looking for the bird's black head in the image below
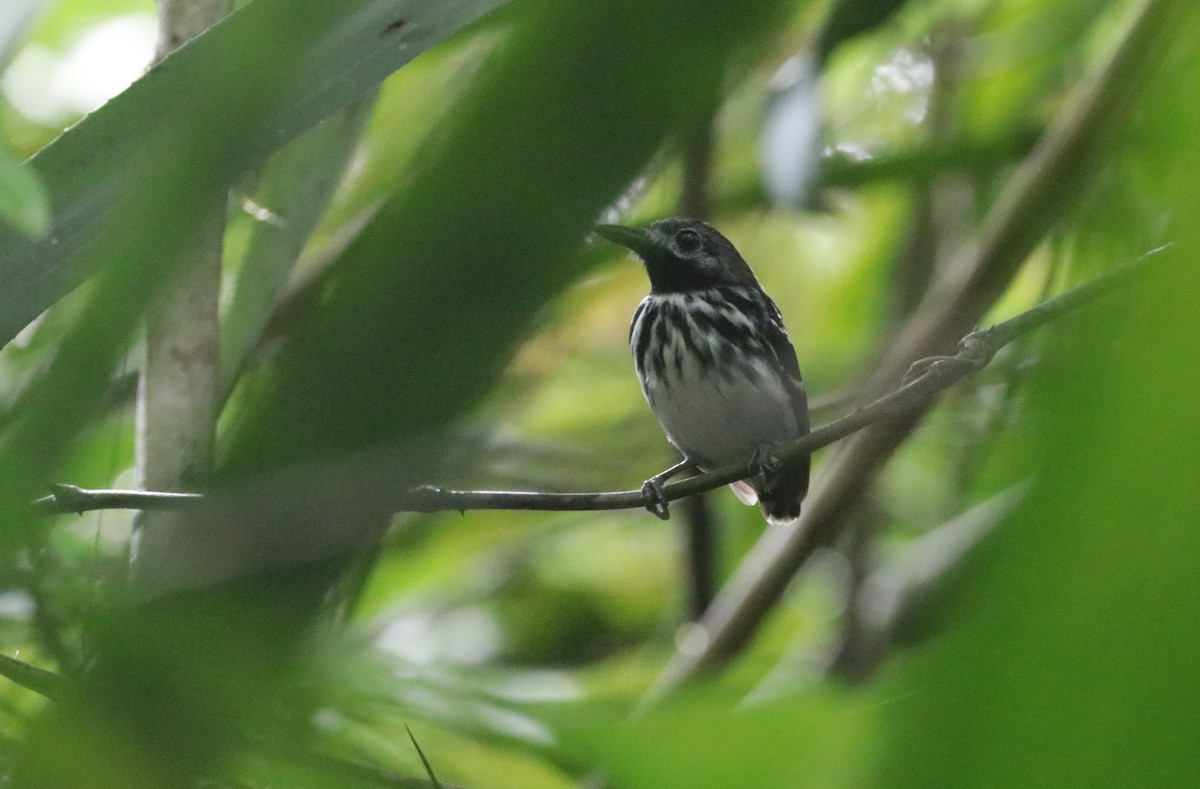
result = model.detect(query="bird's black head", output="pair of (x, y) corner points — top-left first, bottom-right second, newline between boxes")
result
(595, 218), (758, 293)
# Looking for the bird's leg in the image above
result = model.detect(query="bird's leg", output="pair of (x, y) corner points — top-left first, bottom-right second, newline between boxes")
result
(641, 458), (697, 521)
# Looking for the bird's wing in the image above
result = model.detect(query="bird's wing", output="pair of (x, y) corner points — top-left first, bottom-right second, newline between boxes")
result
(762, 296), (809, 434)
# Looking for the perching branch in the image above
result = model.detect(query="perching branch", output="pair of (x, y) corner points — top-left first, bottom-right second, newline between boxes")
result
(33, 248), (1158, 520)
(23, 321), (1000, 516)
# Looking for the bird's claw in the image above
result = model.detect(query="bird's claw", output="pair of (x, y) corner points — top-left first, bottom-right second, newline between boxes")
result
(640, 479), (671, 520)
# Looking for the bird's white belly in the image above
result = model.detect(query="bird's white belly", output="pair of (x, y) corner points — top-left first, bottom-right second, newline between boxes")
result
(642, 360), (800, 467)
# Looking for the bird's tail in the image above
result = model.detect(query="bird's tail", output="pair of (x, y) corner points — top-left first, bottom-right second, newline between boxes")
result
(754, 452), (810, 526)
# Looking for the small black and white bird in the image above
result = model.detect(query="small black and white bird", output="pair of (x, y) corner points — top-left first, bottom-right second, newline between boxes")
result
(596, 218), (810, 525)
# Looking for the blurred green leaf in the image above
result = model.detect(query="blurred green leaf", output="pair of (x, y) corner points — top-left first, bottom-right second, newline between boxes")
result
(0, 0), (509, 347)
(868, 5), (1200, 786)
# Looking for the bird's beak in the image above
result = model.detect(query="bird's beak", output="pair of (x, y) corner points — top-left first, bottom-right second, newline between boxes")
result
(594, 223), (657, 259)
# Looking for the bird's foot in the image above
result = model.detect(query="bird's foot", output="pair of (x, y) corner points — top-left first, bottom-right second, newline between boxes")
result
(640, 478), (671, 521)
(639, 458), (697, 520)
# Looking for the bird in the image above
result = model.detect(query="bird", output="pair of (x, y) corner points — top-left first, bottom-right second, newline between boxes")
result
(595, 218), (810, 525)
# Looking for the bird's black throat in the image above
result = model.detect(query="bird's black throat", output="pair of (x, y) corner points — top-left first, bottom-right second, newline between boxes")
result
(642, 252), (724, 294)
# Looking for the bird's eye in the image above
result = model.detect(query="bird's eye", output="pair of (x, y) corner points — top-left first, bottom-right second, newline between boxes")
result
(675, 228), (702, 253)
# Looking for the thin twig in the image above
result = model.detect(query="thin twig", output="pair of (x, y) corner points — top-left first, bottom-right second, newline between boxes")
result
(32, 484), (204, 516)
(33, 250), (1158, 520)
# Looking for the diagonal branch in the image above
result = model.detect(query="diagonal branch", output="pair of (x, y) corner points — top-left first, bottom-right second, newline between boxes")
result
(33, 249), (1158, 520)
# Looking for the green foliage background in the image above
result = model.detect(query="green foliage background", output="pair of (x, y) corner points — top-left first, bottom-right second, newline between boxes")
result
(0, 0), (1197, 786)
